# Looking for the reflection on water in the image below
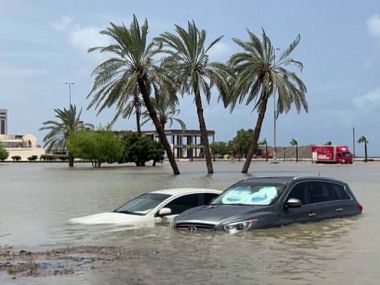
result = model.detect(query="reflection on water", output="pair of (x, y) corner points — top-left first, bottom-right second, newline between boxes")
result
(1, 161), (380, 284)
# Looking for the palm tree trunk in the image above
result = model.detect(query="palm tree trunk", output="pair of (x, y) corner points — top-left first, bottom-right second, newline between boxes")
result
(137, 77), (180, 175)
(135, 106), (141, 135)
(194, 87), (213, 174)
(68, 153), (74, 168)
(296, 145), (299, 162)
(364, 143), (368, 162)
(242, 97), (269, 173)
(134, 92), (141, 135)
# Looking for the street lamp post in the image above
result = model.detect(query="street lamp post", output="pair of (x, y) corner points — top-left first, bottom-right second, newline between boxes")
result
(65, 82), (75, 106)
(272, 48), (280, 162)
(273, 93), (277, 161)
(352, 127), (356, 159)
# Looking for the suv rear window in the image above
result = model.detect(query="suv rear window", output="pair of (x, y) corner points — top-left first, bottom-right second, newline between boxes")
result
(289, 181), (351, 204)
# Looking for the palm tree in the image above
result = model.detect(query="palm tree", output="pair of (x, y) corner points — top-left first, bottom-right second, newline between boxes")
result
(156, 21), (230, 174)
(141, 90), (186, 131)
(87, 15), (180, 175)
(324, 141), (332, 145)
(228, 29), (308, 173)
(357, 135), (369, 162)
(88, 79), (144, 134)
(290, 138), (299, 162)
(40, 105), (93, 167)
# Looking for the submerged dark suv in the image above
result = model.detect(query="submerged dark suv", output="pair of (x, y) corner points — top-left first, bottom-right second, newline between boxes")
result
(174, 176), (363, 234)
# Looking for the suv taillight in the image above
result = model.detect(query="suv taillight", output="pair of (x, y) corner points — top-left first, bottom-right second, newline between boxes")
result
(356, 203), (363, 213)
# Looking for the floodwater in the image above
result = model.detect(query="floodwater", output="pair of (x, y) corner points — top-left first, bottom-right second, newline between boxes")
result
(0, 161), (379, 284)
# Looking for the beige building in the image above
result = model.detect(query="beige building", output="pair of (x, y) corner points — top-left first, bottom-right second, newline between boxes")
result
(0, 134), (45, 161)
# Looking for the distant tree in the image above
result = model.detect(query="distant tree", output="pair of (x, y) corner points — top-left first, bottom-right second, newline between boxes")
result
(259, 139), (269, 161)
(324, 141), (332, 145)
(210, 142), (228, 161)
(68, 130), (123, 168)
(120, 133), (164, 166)
(227, 29), (308, 174)
(40, 105), (94, 167)
(228, 129), (253, 160)
(289, 138), (299, 162)
(0, 145), (9, 161)
(357, 136), (369, 162)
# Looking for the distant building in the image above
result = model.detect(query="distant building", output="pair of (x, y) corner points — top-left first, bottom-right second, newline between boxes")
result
(0, 109), (7, 135)
(0, 134), (45, 160)
(115, 129), (215, 159)
(0, 109), (45, 160)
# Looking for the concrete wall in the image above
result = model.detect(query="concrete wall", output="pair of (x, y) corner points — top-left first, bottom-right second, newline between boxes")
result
(5, 147), (46, 161)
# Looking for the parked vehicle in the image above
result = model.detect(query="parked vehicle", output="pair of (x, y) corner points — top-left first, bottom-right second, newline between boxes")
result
(70, 188), (221, 227)
(174, 176), (362, 234)
(311, 145), (353, 164)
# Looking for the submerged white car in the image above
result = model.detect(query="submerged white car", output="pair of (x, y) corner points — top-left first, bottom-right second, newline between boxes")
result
(69, 188), (221, 227)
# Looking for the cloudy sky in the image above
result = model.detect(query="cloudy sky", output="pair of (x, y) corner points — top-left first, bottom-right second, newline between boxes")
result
(1, 0), (380, 156)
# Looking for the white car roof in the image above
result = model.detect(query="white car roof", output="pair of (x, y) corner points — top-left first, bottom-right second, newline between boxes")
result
(151, 188), (222, 195)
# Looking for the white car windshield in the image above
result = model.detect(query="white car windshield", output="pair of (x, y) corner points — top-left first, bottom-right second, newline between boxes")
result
(114, 193), (171, 215)
(212, 184), (282, 206)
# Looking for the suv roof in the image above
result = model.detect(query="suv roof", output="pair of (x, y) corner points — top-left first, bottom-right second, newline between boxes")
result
(242, 175), (345, 186)
(243, 176), (296, 185)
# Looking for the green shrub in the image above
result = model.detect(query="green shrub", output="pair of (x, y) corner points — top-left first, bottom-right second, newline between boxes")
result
(40, 154), (53, 161)
(67, 129), (123, 168)
(120, 133), (164, 166)
(11, 155), (21, 162)
(27, 155), (38, 161)
(0, 146), (9, 161)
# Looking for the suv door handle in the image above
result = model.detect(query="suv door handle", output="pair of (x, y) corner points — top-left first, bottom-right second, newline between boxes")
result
(308, 212), (316, 217)
(336, 208), (343, 212)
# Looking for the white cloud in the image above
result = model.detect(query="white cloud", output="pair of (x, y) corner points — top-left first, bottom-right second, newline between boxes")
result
(70, 24), (109, 52)
(352, 88), (380, 110)
(52, 16), (110, 56)
(52, 16), (73, 32)
(0, 63), (48, 78)
(208, 41), (231, 60)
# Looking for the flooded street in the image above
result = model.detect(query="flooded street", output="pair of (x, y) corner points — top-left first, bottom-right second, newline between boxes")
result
(0, 161), (379, 284)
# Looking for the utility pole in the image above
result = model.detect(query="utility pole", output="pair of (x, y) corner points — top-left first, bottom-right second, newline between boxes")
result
(273, 93), (277, 161)
(65, 82), (75, 106)
(352, 127), (356, 158)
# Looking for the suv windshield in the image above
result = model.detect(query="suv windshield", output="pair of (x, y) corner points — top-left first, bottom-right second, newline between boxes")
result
(114, 193), (170, 215)
(212, 184), (283, 206)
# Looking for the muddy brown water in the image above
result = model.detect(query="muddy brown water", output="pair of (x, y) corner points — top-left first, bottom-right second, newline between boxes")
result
(0, 161), (379, 284)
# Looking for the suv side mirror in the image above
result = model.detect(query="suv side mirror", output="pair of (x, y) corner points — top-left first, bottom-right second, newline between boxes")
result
(158, 207), (172, 217)
(286, 198), (302, 208)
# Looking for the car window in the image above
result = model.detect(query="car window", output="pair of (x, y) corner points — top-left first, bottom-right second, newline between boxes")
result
(114, 193), (171, 215)
(164, 194), (200, 215)
(201, 193), (220, 205)
(329, 183), (351, 200)
(309, 182), (344, 203)
(289, 181), (351, 205)
(288, 182), (308, 204)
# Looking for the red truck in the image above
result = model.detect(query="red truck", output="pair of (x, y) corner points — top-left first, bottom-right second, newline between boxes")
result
(311, 145), (353, 164)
